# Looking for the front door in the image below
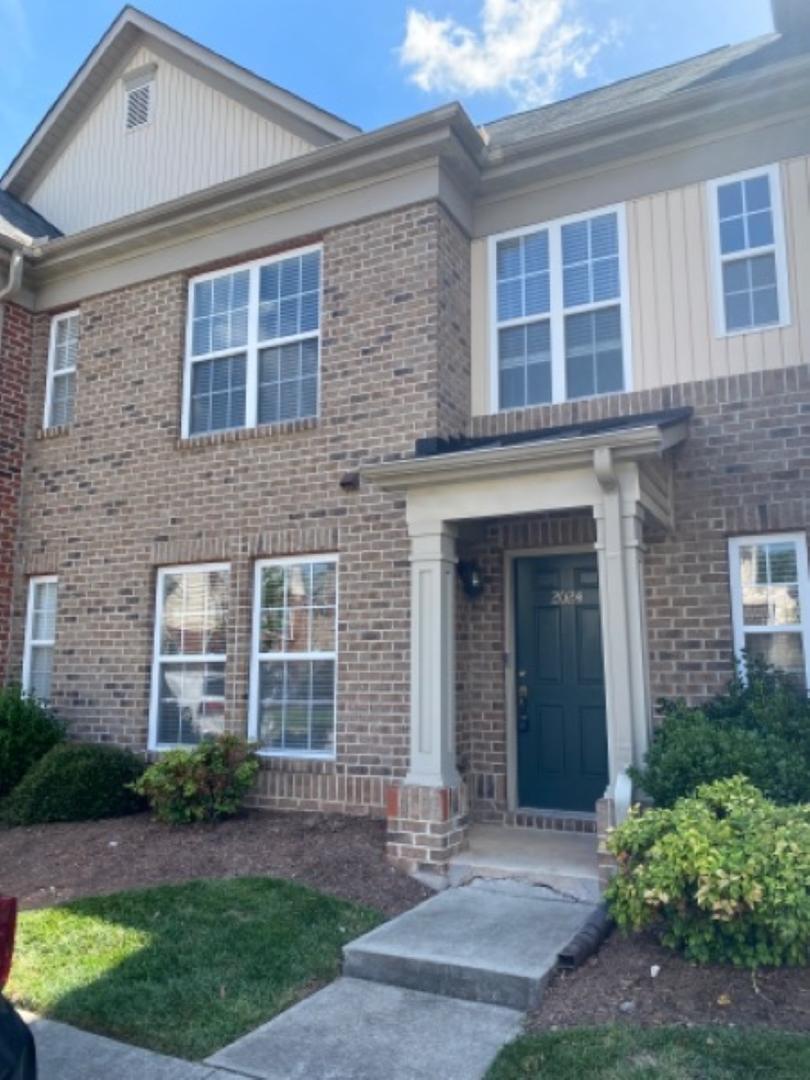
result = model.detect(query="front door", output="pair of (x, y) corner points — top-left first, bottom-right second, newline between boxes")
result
(514, 554), (608, 811)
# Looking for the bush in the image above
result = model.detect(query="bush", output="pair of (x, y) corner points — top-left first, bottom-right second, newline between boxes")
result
(606, 776), (810, 967)
(0, 685), (64, 798)
(132, 734), (259, 824)
(1, 742), (145, 825)
(630, 660), (810, 807)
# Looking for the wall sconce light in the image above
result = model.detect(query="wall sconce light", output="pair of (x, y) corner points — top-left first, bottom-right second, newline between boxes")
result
(457, 559), (484, 599)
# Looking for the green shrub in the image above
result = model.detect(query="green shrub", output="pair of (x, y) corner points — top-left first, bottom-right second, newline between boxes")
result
(0, 685), (65, 798)
(2, 742), (145, 825)
(630, 660), (810, 807)
(606, 776), (810, 967)
(132, 734), (259, 824)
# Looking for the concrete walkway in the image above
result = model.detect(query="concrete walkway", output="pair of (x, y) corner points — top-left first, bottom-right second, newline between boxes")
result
(26, 1015), (237, 1080)
(207, 977), (523, 1080)
(208, 879), (597, 1080)
(27, 880), (598, 1080)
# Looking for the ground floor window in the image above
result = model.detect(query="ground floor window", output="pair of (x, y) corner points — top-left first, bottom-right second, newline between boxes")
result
(728, 533), (810, 690)
(23, 576), (58, 702)
(250, 555), (337, 757)
(149, 563), (230, 748)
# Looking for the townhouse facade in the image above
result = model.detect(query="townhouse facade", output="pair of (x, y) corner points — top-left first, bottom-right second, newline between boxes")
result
(1, 2), (810, 875)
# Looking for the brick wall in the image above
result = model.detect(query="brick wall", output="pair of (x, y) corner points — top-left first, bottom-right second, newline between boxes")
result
(12, 201), (471, 816)
(0, 301), (32, 682)
(12, 188), (810, 825)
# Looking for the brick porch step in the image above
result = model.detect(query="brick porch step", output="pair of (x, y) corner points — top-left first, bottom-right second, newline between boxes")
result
(342, 879), (598, 1011)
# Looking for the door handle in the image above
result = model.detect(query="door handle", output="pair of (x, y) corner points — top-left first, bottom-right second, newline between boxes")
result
(517, 681), (529, 733)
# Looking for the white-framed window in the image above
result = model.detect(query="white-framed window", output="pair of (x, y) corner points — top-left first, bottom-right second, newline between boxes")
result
(149, 563), (230, 749)
(249, 555), (338, 758)
(22, 576), (58, 702)
(183, 245), (322, 437)
(44, 311), (79, 429)
(728, 533), (810, 690)
(707, 164), (790, 336)
(489, 204), (631, 411)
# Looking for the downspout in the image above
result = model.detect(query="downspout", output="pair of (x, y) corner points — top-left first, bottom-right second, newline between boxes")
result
(0, 249), (26, 344)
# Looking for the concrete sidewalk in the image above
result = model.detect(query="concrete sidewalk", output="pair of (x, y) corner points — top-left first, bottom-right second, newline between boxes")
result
(25, 1014), (239, 1080)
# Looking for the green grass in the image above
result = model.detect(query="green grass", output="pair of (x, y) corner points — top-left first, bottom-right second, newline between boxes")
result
(7, 877), (381, 1060)
(487, 1027), (810, 1080)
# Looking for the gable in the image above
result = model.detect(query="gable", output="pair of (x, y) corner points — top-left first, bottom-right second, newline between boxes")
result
(23, 44), (320, 235)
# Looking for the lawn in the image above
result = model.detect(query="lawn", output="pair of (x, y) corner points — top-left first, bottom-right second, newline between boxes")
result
(487, 1026), (810, 1080)
(7, 876), (381, 1060)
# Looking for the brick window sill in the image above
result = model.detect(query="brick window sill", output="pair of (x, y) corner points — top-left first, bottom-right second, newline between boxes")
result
(36, 425), (71, 441)
(176, 416), (318, 450)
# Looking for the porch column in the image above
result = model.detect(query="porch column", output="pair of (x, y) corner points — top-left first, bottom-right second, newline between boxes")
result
(405, 521), (460, 788)
(593, 449), (650, 786)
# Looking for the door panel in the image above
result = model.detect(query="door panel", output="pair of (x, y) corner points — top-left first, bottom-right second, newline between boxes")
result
(515, 553), (608, 811)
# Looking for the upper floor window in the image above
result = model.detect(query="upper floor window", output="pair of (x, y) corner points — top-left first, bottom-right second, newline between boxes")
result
(44, 311), (79, 429)
(491, 206), (629, 411)
(183, 246), (321, 437)
(149, 564), (230, 748)
(728, 534), (810, 691)
(708, 165), (790, 336)
(23, 576), (58, 702)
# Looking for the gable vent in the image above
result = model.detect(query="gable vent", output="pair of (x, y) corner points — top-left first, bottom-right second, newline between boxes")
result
(125, 81), (152, 130)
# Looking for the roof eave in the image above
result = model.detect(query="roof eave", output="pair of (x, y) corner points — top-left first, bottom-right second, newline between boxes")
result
(28, 104), (483, 275)
(363, 420), (690, 492)
(480, 52), (810, 187)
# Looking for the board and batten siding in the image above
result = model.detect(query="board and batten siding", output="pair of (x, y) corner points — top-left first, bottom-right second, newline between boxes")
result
(471, 154), (810, 415)
(26, 46), (316, 235)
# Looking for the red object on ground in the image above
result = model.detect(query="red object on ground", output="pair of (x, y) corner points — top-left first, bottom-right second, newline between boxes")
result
(0, 896), (17, 989)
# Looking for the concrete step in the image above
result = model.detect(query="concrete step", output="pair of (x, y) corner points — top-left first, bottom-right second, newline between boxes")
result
(447, 824), (601, 902)
(342, 879), (598, 1011)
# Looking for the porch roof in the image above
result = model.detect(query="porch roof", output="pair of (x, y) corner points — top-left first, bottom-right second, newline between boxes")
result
(365, 408), (692, 491)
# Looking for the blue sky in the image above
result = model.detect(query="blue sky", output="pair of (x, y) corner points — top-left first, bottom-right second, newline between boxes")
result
(0, 0), (773, 176)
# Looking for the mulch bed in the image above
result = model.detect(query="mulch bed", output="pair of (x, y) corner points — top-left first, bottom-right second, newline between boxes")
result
(532, 929), (810, 1033)
(0, 810), (430, 917)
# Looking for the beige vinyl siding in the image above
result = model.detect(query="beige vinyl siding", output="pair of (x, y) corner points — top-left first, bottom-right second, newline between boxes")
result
(27, 46), (315, 234)
(471, 154), (810, 415)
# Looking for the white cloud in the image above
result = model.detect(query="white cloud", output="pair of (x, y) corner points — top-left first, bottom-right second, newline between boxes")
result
(399, 0), (608, 109)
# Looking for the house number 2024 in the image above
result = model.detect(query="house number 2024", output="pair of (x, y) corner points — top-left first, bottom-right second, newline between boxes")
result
(551, 590), (584, 606)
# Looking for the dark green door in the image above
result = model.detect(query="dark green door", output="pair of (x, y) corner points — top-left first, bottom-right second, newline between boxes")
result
(515, 554), (608, 811)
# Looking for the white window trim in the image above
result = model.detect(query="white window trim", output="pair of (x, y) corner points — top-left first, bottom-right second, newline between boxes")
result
(487, 202), (632, 413)
(148, 562), (230, 751)
(248, 553), (339, 760)
(22, 575), (58, 699)
(706, 163), (791, 339)
(181, 244), (323, 439)
(43, 310), (79, 430)
(728, 532), (810, 688)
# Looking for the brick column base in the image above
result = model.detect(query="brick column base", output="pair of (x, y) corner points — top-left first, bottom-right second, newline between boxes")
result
(385, 782), (469, 874)
(596, 795), (618, 891)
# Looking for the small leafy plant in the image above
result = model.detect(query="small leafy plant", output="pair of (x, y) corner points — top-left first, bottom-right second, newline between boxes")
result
(606, 775), (810, 967)
(0, 685), (65, 798)
(2, 742), (145, 825)
(630, 659), (810, 807)
(133, 734), (259, 824)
